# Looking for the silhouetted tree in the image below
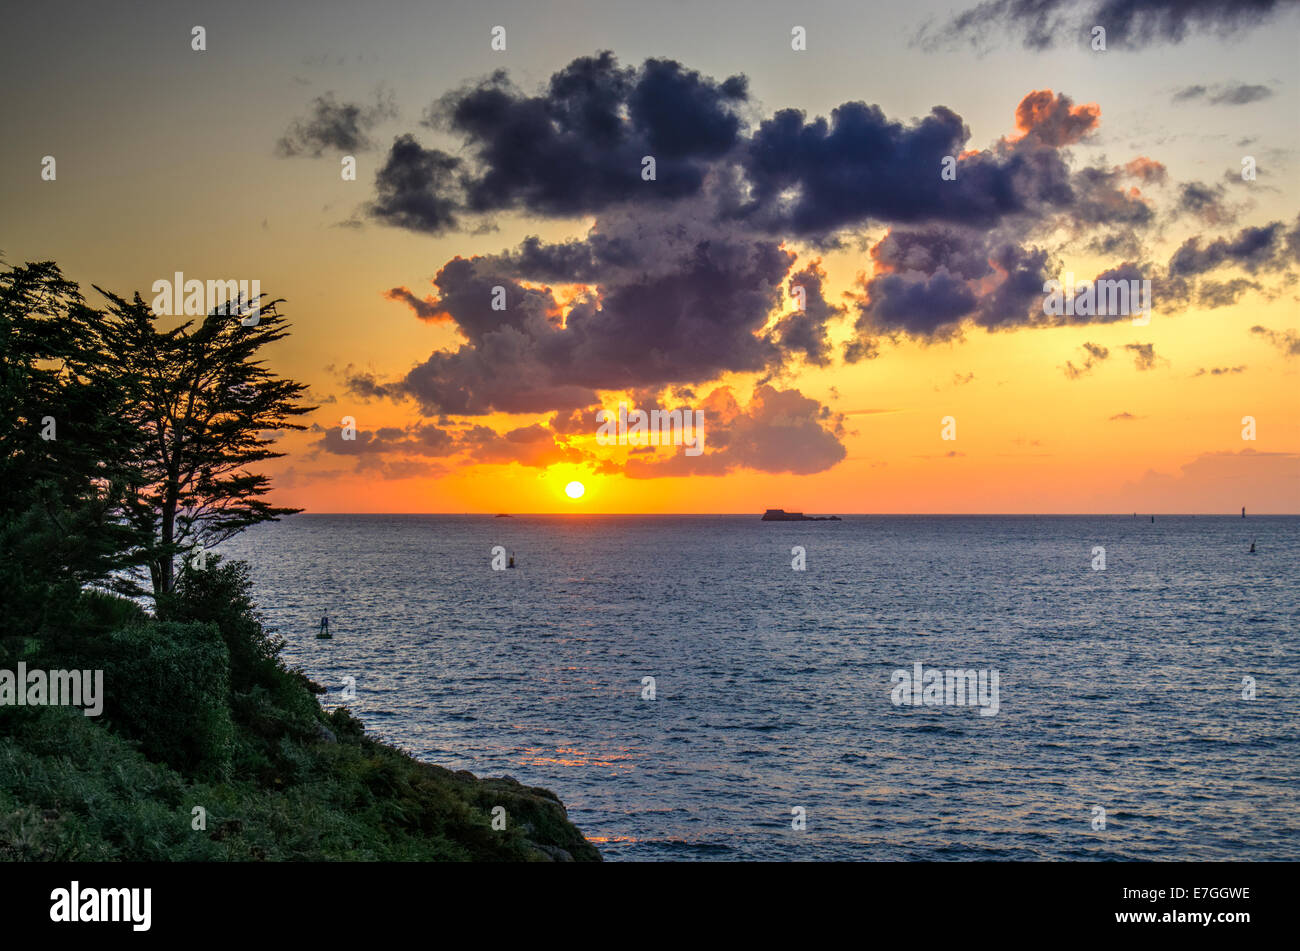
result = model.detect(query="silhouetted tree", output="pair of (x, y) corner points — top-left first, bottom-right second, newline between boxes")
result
(98, 289), (314, 596)
(0, 261), (149, 642)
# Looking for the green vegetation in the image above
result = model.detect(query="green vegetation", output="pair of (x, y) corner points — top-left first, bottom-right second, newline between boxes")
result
(0, 559), (599, 861)
(0, 261), (599, 861)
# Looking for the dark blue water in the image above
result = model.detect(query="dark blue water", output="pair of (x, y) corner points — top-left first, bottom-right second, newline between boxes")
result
(222, 515), (1299, 860)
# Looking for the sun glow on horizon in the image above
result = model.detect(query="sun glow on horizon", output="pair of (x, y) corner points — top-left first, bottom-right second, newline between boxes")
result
(565, 480), (586, 499)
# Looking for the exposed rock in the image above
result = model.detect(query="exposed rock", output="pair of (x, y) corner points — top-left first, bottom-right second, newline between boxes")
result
(528, 842), (574, 862)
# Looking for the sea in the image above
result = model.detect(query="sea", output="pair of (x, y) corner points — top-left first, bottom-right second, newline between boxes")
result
(221, 514), (1299, 861)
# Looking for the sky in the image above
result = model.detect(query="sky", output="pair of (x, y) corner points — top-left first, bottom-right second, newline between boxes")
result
(2, 0), (1298, 513)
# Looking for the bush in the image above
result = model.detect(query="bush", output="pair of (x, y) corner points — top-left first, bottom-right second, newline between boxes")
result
(157, 557), (284, 695)
(101, 620), (235, 779)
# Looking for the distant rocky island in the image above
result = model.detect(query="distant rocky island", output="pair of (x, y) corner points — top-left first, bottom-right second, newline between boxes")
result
(761, 509), (841, 521)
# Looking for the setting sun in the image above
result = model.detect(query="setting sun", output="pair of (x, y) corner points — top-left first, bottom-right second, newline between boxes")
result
(565, 481), (586, 499)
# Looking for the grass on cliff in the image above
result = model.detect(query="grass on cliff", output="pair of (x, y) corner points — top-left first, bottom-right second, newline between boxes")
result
(0, 558), (599, 862)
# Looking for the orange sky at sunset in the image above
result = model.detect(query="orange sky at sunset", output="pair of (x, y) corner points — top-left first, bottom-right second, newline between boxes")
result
(4, 1), (1296, 513)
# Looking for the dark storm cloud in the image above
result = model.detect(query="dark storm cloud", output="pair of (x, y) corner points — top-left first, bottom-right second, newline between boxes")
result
(369, 134), (464, 234)
(856, 268), (979, 338)
(1062, 262), (1151, 326)
(347, 53), (1297, 467)
(863, 225), (995, 281)
(312, 421), (458, 457)
(766, 261), (844, 366)
(367, 53), (747, 232)
(1159, 216), (1299, 312)
(370, 212), (795, 415)
(977, 243), (1058, 329)
(846, 227), (1059, 346)
(494, 233), (641, 283)
(736, 94), (1084, 235)
(368, 56), (1114, 242)
(276, 89), (397, 156)
(438, 53), (746, 216)
(1168, 222), (1287, 275)
(921, 0), (1297, 50)
(390, 338), (601, 417)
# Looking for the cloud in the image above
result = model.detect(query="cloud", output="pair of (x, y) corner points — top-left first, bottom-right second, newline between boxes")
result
(1108, 411), (1140, 420)
(767, 260), (843, 366)
(362, 59), (1297, 362)
(737, 90), (1091, 237)
(367, 53), (747, 232)
(460, 423), (586, 468)
(341, 54), (1300, 477)
(1174, 181), (1236, 226)
(312, 421), (459, 457)
(1161, 215), (1300, 311)
(620, 385), (847, 477)
(921, 0), (1297, 51)
(846, 225), (1068, 345)
(1197, 278), (1261, 308)
(549, 407), (597, 435)
(1168, 221), (1289, 276)
(1124, 341), (1161, 370)
(369, 134), (464, 234)
(276, 88), (396, 156)
(1070, 165), (1156, 226)
(1093, 449), (1300, 513)
(1063, 341), (1110, 379)
(1172, 84), (1208, 103)
(365, 206), (796, 415)
(854, 266), (980, 338)
(369, 64), (1122, 246)
(847, 229), (1162, 348)
(1250, 325), (1300, 355)
(1193, 365), (1247, 376)
(1123, 156), (1168, 185)
(308, 418), (585, 475)
(1010, 89), (1101, 147)
(1172, 82), (1275, 105)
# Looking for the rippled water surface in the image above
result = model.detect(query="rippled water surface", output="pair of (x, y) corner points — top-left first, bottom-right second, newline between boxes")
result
(222, 515), (1299, 860)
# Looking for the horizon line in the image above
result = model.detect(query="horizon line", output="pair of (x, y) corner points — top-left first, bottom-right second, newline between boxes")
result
(282, 511), (1299, 517)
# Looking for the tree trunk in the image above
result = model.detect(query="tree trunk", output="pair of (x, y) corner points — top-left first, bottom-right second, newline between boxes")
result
(158, 499), (176, 595)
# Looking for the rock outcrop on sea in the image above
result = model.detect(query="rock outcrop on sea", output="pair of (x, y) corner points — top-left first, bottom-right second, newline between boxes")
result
(761, 509), (841, 521)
